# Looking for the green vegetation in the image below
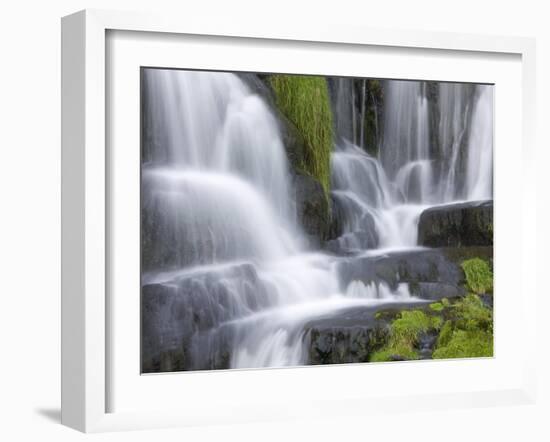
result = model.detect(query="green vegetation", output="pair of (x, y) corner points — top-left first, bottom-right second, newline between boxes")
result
(370, 342), (418, 363)
(461, 258), (493, 294)
(370, 310), (440, 362)
(437, 320), (454, 348)
(370, 291), (493, 363)
(269, 75), (333, 197)
(432, 294), (493, 359)
(429, 302), (444, 312)
(432, 329), (493, 359)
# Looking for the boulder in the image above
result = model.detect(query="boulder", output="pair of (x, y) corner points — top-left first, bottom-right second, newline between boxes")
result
(303, 304), (389, 365)
(418, 200), (493, 247)
(335, 247), (491, 301)
(141, 261), (270, 373)
(303, 300), (428, 365)
(336, 248), (466, 293)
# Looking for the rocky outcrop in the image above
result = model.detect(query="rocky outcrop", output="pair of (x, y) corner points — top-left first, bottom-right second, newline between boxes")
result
(336, 246), (491, 300)
(304, 304), (393, 365)
(418, 200), (493, 247)
(338, 249), (463, 298)
(292, 171), (331, 246)
(141, 262), (269, 373)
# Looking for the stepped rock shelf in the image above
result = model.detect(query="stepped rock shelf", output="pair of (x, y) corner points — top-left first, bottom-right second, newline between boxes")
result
(142, 203), (494, 371)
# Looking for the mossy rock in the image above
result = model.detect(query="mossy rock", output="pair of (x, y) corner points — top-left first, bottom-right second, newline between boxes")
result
(432, 294), (493, 359)
(369, 292), (493, 363)
(433, 329), (493, 359)
(369, 309), (441, 362)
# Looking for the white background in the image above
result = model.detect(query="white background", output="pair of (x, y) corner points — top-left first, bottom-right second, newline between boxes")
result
(0, 0), (547, 441)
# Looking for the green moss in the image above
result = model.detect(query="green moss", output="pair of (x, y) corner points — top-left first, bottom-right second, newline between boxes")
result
(454, 294), (493, 332)
(461, 258), (493, 294)
(437, 320), (454, 348)
(432, 330), (493, 359)
(432, 294), (493, 359)
(370, 343), (418, 363)
(370, 310), (440, 363)
(269, 75), (333, 198)
(370, 292), (493, 363)
(392, 310), (441, 346)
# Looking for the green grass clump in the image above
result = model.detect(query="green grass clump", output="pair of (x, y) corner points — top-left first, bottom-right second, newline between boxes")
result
(392, 310), (441, 346)
(432, 294), (493, 360)
(461, 258), (493, 294)
(269, 74), (333, 197)
(437, 320), (454, 348)
(429, 302), (444, 312)
(432, 330), (493, 359)
(454, 294), (493, 332)
(370, 310), (440, 362)
(370, 343), (418, 363)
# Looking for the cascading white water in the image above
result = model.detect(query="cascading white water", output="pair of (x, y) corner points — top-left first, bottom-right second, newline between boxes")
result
(142, 69), (412, 370)
(331, 142), (427, 250)
(330, 80), (493, 254)
(466, 87), (494, 200)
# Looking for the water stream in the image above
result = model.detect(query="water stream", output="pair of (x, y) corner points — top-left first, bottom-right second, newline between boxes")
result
(330, 80), (493, 255)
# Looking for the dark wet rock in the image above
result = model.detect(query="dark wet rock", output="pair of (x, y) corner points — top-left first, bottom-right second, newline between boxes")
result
(440, 246), (493, 264)
(292, 171), (331, 246)
(303, 301), (422, 365)
(141, 262), (269, 373)
(418, 330), (438, 359)
(336, 247), (493, 301)
(410, 282), (465, 301)
(328, 194), (346, 240)
(479, 294), (494, 309)
(337, 248), (466, 295)
(418, 200), (493, 247)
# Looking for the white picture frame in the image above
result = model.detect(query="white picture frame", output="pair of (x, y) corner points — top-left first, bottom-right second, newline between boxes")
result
(61, 9), (537, 433)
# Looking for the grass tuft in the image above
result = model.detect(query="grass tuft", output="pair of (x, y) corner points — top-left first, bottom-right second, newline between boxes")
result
(370, 310), (440, 362)
(269, 75), (333, 198)
(432, 330), (493, 359)
(432, 294), (493, 359)
(429, 302), (444, 312)
(461, 258), (493, 294)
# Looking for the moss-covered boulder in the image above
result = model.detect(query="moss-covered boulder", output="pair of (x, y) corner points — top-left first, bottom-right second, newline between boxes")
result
(369, 309), (442, 362)
(303, 302), (408, 365)
(418, 200), (493, 247)
(432, 294), (493, 359)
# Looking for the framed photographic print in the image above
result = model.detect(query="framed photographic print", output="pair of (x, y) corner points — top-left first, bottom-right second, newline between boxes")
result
(61, 9), (537, 432)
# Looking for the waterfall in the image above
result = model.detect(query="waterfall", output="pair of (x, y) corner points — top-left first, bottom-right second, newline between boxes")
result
(329, 79), (493, 254)
(466, 87), (494, 200)
(142, 69), (412, 370)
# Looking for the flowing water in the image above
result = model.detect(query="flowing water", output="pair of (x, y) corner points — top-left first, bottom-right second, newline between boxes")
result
(142, 70), (493, 370)
(330, 80), (493, 254)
